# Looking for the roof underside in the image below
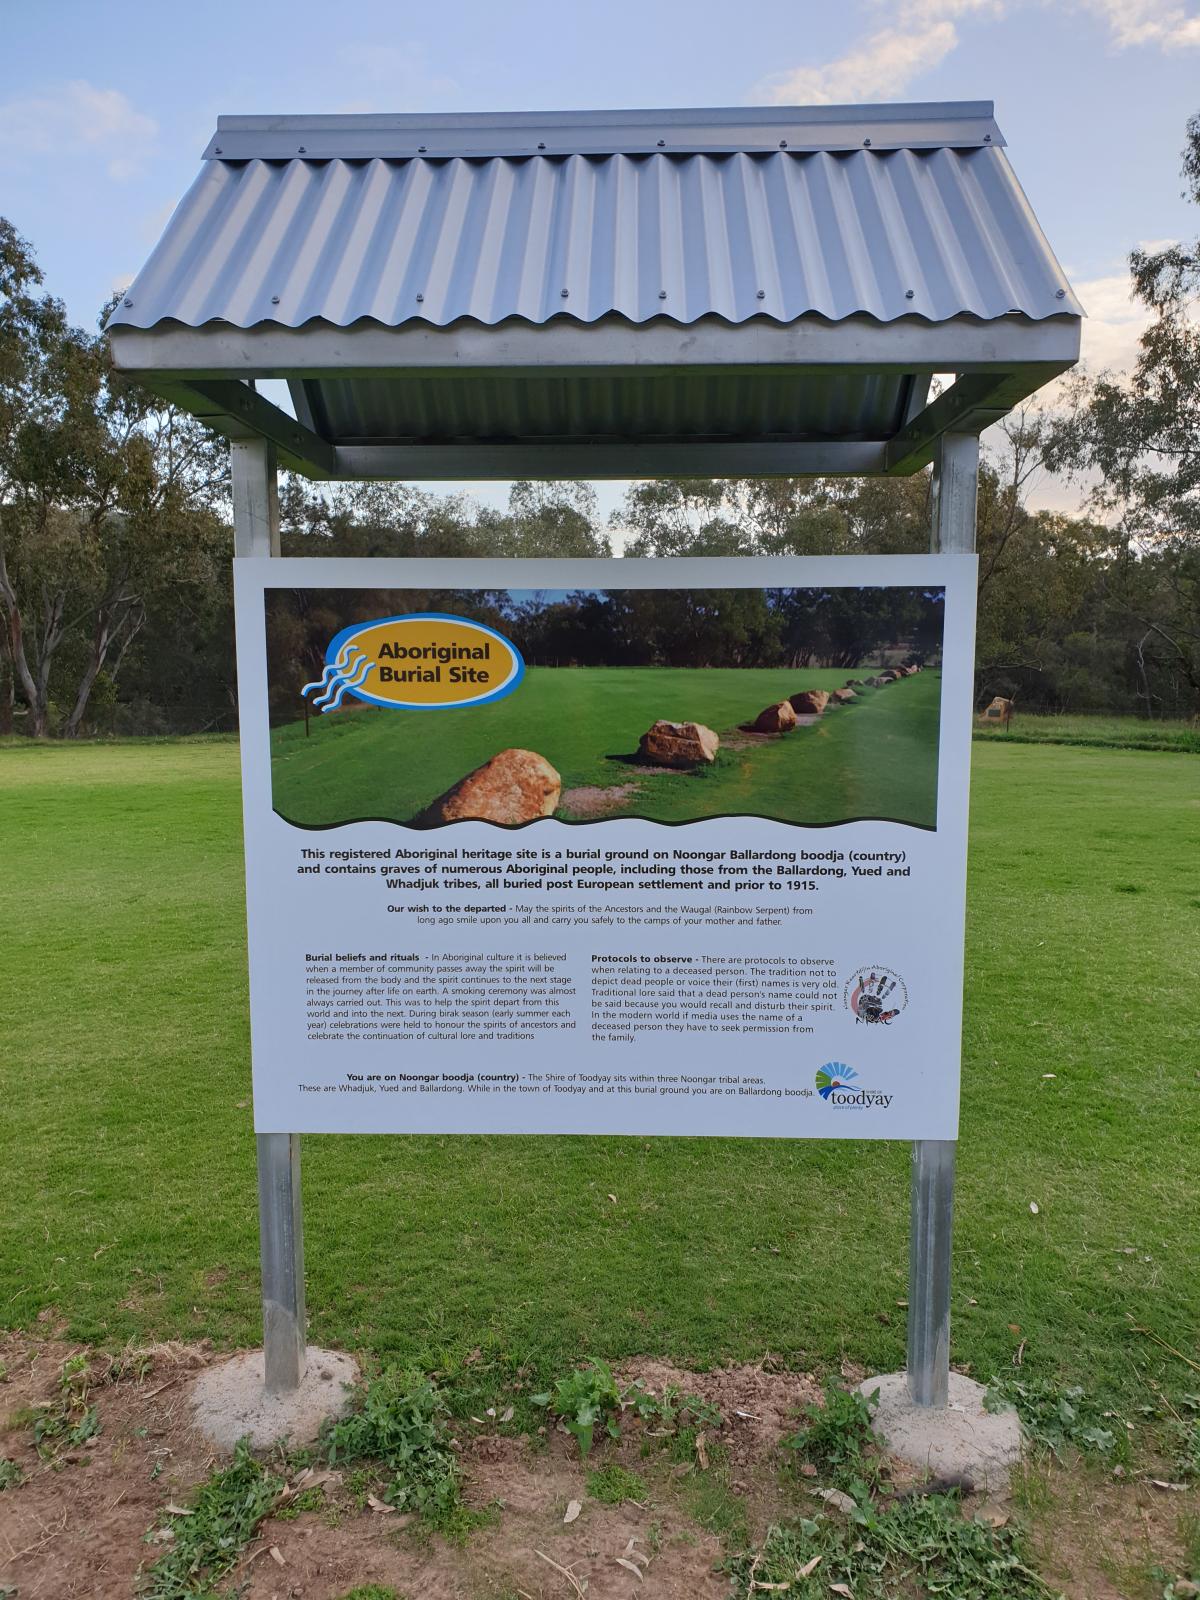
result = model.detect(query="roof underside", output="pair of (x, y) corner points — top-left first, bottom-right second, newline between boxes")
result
(106, 103), (1082, 480)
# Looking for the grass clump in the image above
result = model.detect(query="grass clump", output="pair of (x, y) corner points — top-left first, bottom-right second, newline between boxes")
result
(784, 1380), (881, 1490)
(985, 1374), (1120, 1460)
(140, 1437), (285, 1600)
(321, 1368), (465, 1532)
(728, 1493), (1058, 1600)
(335, 1588), (403, 1600)
(28, 1355), (101, 1460)
(0, 1457), (22, 1490)
(586, 1463), (648, 1505)
(532, 1360), (622, 1456)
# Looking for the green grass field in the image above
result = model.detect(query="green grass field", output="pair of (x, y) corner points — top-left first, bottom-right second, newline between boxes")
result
(1, 735), (1197, 1422)
(974, 710), (1200, 753)
(272, 667), (942, 828)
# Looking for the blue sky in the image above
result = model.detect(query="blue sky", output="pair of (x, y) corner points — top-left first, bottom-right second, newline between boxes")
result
(3, 0), (1198, 518)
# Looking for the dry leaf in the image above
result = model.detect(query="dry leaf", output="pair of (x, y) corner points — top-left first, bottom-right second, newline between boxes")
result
(564, 1499), (582, 1524)
(163, 1504), (192, 1517)
(500, 1406), (514, 1423)
(799, 1463), (818, 1478)
(1029, 1201), (1040, 1215)
(268, 1546), (285, 1567)
(608, 1194), (618, 1204)
(798, 1554), (823, 1576)
(1148, 1478), (1188, 1492)
(814, 1487), (856, 1514)
(614, 1556), (643, 1580)
(830, 1587), (854, 1598)
(695, 1431), (709, 1470)
(366, 1494), (396, 1514)
(486, 1407), (496, 1417)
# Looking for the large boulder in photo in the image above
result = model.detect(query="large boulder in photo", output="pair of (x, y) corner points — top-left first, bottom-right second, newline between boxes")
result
(830, 687), (857, 703)
(788, 689), (829, 716)
(418, 748), (561, 825)
(980, 696), (1014, 724)
(878, 670), (900, 682)
(638, 720), (720, 768)
(748, 700), (798, 733)
(844, 678), (865, 687)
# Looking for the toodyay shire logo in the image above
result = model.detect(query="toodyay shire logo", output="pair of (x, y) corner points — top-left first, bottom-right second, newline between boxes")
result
(302, 614), (524, 713)
(815, 1063), (893, 1110)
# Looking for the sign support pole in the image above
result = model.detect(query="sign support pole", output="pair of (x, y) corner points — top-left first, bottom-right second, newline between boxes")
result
(232, 438), (307, 1395)
(908, 430), (978, 1408)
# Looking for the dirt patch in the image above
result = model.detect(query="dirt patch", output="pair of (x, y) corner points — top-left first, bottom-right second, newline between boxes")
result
(559, 782), (644, 819)
(4, 1335), (1198, 1600)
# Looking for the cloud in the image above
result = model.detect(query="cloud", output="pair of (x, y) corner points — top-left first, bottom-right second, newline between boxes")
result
(0, 80), (157, 179)
(1075, 0), (1200, 49)
(754, 0), (1197, 106)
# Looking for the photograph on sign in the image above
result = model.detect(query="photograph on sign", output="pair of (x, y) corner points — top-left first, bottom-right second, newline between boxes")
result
(235, 556), (977, 1142)
(264, 584), (946, 832)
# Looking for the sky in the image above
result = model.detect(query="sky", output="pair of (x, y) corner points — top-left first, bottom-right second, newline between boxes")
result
(2, 0), (1198, 522)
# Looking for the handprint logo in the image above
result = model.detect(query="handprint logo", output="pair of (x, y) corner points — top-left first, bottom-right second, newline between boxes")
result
(844, 967), (908, 1025)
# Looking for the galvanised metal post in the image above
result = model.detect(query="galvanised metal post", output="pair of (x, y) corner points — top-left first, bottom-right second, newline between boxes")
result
(232, 438), (307, 1395)
(908, 430), (978, 1409)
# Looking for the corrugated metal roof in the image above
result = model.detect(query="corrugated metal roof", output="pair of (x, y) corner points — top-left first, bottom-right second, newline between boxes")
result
(107, 106), (1080, 334)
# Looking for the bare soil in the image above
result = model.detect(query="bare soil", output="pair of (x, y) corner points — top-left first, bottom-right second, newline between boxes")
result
(2, 1336), (1197, 1600)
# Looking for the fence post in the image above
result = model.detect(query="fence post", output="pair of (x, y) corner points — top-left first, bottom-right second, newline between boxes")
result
(907, 430), (978, 1408)
(231, 437), (305, 1395)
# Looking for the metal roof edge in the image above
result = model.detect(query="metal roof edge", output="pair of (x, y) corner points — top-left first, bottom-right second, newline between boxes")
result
(202, 101), (1003, 160)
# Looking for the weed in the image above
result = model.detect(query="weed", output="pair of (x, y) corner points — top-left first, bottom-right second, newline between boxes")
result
(28, 1356), (101, 1460)
(623, 1379), (722, 1433)
(335, 1587), (403, 1600)
(532, 1360), (622, 1456)
(784, 1380), (881, 1489)
(985, 1375), (1119, 1460)
(139, 1437), (285, 1600)
(586, 1463), (648, 1505)
(727, 1492), (1059, 1599)
(0, 1458), (22, 1490)
(274, 1484), (326, 1521)
(1169, 1396), (1200, 1482)
(321, 1368), (462, 1528)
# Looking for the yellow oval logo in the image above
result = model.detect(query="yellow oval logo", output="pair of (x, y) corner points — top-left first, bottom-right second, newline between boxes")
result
(302, 613), (524, 712)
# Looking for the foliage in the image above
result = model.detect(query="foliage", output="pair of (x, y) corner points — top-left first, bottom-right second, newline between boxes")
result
(586, 1463), (648, 1504)
(784, 1380), (881, 1489)
(139, 1437), (285, 1600)
(984, 1375), (1118, 1459)
(335, 1588), (403, 1600)
(1043, 111), (1200, 714)
(29, 1355), (101, 1459)
(0, 1457), (22, 1490)
(321, 1368), (462, 1524)
(726, 1493), (1059, 1600)
(532, 1360), (623, 1456)
(1171, 1395), (1200, 1482)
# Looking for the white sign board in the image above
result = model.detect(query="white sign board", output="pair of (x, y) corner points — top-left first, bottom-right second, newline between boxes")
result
(234, 556), (977, 1140)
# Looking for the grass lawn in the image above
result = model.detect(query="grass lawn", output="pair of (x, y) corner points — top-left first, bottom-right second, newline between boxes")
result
(271, 667), (942, 828)
(975, 710), (1200, 753)
(1, 735), (1198, 1421)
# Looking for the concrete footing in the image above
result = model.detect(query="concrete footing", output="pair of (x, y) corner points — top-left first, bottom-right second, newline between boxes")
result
(189, 1347), (359, 1454)
(858, 1372), (1022, 1491)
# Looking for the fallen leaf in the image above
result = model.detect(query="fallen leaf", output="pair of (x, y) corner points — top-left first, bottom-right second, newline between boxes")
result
(366, 1494), (396, 1514)
(1029, 1201), (1040, 1214)
(564, 1498), (582, 1524)
(695, 1431), (709, 1470)
(799, 1463), (818, 1478)
(267, 1545), (285, 1566)
(608, 1194), (618, 1204)
(614, 1556), (643, 1580)
(798, 1553), (823, 1576)
(500, 1406), (514, 1423)
(814, 1487), (856, 1515)
(1148, 1478), (1188, 1491)
(486, 1406), (496, 1417)
(830, 1586), (854, 1598)
(163, 1504), (193, 1516)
